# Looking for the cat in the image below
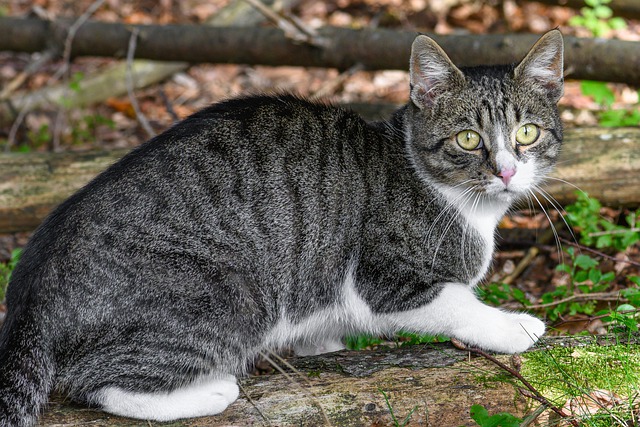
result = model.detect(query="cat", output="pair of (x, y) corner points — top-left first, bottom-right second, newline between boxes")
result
(0, 29), (563, 424)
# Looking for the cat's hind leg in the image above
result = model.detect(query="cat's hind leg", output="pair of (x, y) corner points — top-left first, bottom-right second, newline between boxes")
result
(94, 374), (239, 421)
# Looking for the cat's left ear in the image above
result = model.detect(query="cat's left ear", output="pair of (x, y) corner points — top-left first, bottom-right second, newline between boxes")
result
(410, 35), (465, 110)
(514, 29), (564, 103)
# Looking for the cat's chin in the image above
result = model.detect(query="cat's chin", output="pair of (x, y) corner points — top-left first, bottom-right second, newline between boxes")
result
(485, 188), (526, 206)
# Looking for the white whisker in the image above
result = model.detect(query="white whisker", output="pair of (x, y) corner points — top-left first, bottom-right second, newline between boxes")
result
(528, 189), (563, 264)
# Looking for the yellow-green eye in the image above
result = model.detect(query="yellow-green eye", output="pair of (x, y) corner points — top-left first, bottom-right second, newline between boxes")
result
(515, 123), (540, 146)
(456, 130), (482, 150)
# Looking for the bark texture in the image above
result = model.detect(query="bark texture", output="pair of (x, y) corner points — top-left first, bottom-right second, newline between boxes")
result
(1, 126), (639, 234)
(38, 334), (640, 426)
(0, 18), (639, 84)
(39, 344), (523, 426)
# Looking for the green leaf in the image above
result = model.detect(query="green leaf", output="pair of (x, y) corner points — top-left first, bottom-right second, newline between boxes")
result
(574, 254), (599, 270)
(568, 16), (585, 27)
(617, 303), (636, 312)
(595, 234), (613, 248)
(588, 268), (602, 284)
(608, 16), (627, 30)
(600, 271), (616, 284)
(581, 81), (615, 107)
(629, 276), (640, 287)
(469, 404), (522, 427)
(593, 5), (613, 19)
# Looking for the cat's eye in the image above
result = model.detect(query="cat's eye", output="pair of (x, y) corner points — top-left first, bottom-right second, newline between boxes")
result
(455, 130), (482, 151)
(515, 124), (540, 146)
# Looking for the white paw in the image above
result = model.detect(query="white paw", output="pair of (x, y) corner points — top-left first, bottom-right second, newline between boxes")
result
(454, 311), (545, 354)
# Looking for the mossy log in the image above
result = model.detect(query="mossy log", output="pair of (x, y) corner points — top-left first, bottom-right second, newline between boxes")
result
(1, 126), (639, 234)
(38, 333), (640, 426)
(39, 344), (523, 427)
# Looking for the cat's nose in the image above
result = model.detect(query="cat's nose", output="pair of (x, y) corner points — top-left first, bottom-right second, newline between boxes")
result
(497, 167), (516, 186)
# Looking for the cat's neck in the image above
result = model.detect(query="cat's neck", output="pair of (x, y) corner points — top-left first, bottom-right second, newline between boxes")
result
(433, 183), (511, 240)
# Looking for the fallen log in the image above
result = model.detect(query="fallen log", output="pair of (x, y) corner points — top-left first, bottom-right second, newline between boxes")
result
(1, 17), (639, 84)
(40, 344), (521, 426)
(0, 128), (640, 233)
(38, 333), (640, 426)
(0, 126), (638, 234)
(0, 0), (302, 120)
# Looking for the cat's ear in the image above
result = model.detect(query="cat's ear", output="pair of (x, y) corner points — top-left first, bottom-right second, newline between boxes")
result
(409, 35), (465, 110)
(514, 29), (564, 103)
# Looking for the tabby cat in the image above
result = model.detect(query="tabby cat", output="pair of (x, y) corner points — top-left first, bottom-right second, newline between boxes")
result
(0, 30), (563, 424)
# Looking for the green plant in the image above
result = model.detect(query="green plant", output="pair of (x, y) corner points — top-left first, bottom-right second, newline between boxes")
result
(70, 113), (115, 145)
(0, 249), (22, 302)
(565, 192), (640, 251)
(480, 282), (529, 308)
(522, 338), (640, 426)
(568, 0), (626, 37)
(579, 81), (640, 127)
(540, 247), (614, 321)
(379, 388), (417, 427)
(26, 123), (50, 151)
(345, 334), (383, 350)
(466, 404), (522, 427)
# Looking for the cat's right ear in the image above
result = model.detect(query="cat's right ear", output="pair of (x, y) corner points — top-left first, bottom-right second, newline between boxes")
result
(409, 35), (465, 110)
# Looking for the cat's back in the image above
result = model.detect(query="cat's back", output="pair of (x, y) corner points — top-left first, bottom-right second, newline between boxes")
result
(10, 95), (388, 298)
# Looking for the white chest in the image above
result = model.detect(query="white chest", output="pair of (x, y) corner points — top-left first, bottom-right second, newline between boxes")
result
(434, 185), (510, 286)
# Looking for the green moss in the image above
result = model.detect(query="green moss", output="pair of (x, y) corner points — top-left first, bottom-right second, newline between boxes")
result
(521, 337), (640, 424)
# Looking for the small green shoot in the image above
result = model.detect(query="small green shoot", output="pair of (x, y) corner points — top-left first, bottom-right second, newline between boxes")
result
(0, 249), (22, 302)
(480, 282), (529, 308)
(379, 388), (417, 427)
(565, 191), (640, 251)
(568, 0), (626, 37)
(345, 334), (383, 350)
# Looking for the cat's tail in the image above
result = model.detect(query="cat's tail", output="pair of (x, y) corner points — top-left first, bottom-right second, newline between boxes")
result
(0, 308), (56, 427)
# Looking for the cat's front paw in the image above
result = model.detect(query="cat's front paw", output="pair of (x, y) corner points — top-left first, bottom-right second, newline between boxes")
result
(454, 311), (545, 354)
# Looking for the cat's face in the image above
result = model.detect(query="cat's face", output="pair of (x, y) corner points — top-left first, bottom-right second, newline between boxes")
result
(406, 30), (564, 204)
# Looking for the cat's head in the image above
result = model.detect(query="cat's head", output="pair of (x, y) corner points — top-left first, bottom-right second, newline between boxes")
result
(405, 30), (564, 205)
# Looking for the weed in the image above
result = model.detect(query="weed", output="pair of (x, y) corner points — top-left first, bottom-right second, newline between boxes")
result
(345, 334), (383, 350)
(568, 0), (626, 37)
(578, 80), (640, 127)
(379, 388), (417, 427)
(522, 337), (640, 425)
(466, 404), (522, 427)
(0, 249), (21, 302)
(570, 3), (639, 128)
(479, 282), (529, 307)
(565, 191), (640, 251)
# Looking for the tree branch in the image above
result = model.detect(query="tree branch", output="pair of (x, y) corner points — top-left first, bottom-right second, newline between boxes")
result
(1, 17), (640, 84)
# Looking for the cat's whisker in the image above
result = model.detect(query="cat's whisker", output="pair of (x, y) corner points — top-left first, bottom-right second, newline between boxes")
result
(528, 189), (563, 264)
(429, 187), (478, 276)
(543, 176), (589, 196)
(461, 191), (484, 280)
(423, 183), (475, 246)
(535, 185), (580, 247)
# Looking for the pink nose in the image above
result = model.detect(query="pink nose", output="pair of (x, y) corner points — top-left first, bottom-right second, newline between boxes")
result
(498, 167), (516, 186)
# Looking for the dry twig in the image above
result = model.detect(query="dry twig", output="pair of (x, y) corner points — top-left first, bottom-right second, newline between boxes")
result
(126, 28), (156, 138)
(455, 341), (580, 427)
(242, 0), (328, 47)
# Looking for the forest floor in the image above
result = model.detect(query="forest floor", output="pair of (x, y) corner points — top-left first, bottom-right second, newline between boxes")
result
(1, 0), (640, 347)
